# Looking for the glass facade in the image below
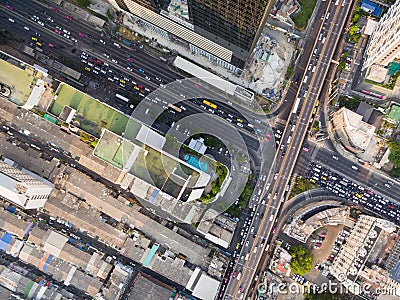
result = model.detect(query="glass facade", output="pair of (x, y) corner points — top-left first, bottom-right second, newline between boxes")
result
(114, 0), (271, 69)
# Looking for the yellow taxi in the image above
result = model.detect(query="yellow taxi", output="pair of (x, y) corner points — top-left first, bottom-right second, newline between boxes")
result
(31, 36), (38, 41)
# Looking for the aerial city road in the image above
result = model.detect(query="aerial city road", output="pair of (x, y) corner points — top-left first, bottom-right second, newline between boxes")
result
(0, 0), (400, 300)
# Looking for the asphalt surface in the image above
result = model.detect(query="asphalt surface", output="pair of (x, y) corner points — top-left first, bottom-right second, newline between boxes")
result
(223, 1), (353, 299)
(296, 141), (400, 204)
(0, 0), (183, 113)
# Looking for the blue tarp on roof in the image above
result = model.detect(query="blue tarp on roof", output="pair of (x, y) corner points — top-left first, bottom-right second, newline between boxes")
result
(143, 244), (159, 267)
(42, 254), (53, 271)
(23, 223), (34, 238)
(149, 189), (159, 204)
(6, 206), (16, 214)
(360, 0), (382, 17)
(0, 233), (13, 252)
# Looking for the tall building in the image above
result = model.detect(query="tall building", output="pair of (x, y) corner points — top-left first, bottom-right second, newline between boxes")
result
(363, 0), (400, 70)
(0, 160), (53, 209)
(110, 0), (272, 72)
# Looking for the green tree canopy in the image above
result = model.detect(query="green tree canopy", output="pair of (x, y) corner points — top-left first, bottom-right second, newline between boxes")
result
(289, 245), (313, 275)
(349, 24), (359, 36)
(389, 141), (400, 168)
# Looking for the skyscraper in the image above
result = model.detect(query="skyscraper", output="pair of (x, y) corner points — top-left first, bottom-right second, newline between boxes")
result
(363, 0), (400, 70)
(110, 0), (271, 72)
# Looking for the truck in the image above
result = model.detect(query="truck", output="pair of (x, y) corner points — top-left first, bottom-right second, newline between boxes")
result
(122, 39), (132, 46)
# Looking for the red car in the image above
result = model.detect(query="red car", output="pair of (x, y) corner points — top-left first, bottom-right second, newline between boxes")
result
(54, 29), (61, 34)
(232, 271), (237, 278)
(66, 15), (72, 21)
(50, 7), (59, 12)
(78, 32), (85, 38)
(127, 58), (133, 62)
(302, 146), (309, 152)
(6, 4), (13, 10)
(48, 43), (55, 48)
(264, 133), (272, 142)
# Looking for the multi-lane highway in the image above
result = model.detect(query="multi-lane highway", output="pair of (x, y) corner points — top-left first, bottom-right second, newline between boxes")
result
(0, 0), (182, 102)
(223, 0), (353, 298)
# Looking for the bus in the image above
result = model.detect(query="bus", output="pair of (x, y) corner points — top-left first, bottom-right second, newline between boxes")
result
(115, 93), (130, 103)
(292, 97), (301, 115)
(168, 103), (182, 113)
(203, 99), (217, 109)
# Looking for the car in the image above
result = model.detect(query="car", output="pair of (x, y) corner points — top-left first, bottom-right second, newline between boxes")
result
(99, 39), (106, 45)
(145, 76), (151, 81)
(54, 29), (61, 34)
(127, 58), (133, 62)
(351, 165), (358, 171)
(84, 67), (91, 71)
(66, 15), (72, 21)
(48, 43), (55, 48)
(113, 42), (121, 48)
(138, 68), (145, 73)
(78, 32), (85, 38)
(24, 26), (30, 31)
(8, 18), (14, 23)
(63, 29), (70, 35)
(6, 4), (13, 10)
(47, 16), (54, 22)
(156, 77), (162, 82)
(160, 83), (166, 88)
(303, 146), (309, 152)
(31, 36), (38, 41)
(50, 6), (59, 12)
(385, 183), (391, 188)
(103, 53), (110, 59)
(194, 83), (200, 89)
(111, 59), (118, 64)
(332, 155), (338, 160)
(63, 33), (70, 39)
(245, 240), (249, 246)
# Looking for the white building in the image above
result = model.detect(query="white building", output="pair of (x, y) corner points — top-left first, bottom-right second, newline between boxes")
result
(0, 161), (53, 209)
(363, 0), (400, 70)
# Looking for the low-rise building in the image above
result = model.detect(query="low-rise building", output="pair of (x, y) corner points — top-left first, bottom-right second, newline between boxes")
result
(331, 107), (376, 153)
(0, 160), (53, 209)
(28, 227), (113, 280)
(329, 215), (398, 296)
(284, 204), (349, 243)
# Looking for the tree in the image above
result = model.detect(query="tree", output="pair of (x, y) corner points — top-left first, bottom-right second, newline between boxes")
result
(306, 292), (345, 300)
(338, 61), (346, 71)
(285, 66), (294, 79)
(349, 24), (359, 36)
(289, 245), (313, 275)
(389, 141), (400, 169)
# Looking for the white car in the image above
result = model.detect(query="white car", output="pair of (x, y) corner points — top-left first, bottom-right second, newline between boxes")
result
(111, 59), (118, 64)
(99, 39), (106, 45)
(237, 123), (244, 128)
(24, 26), (30, 31)
(103, 53), (110, 59)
